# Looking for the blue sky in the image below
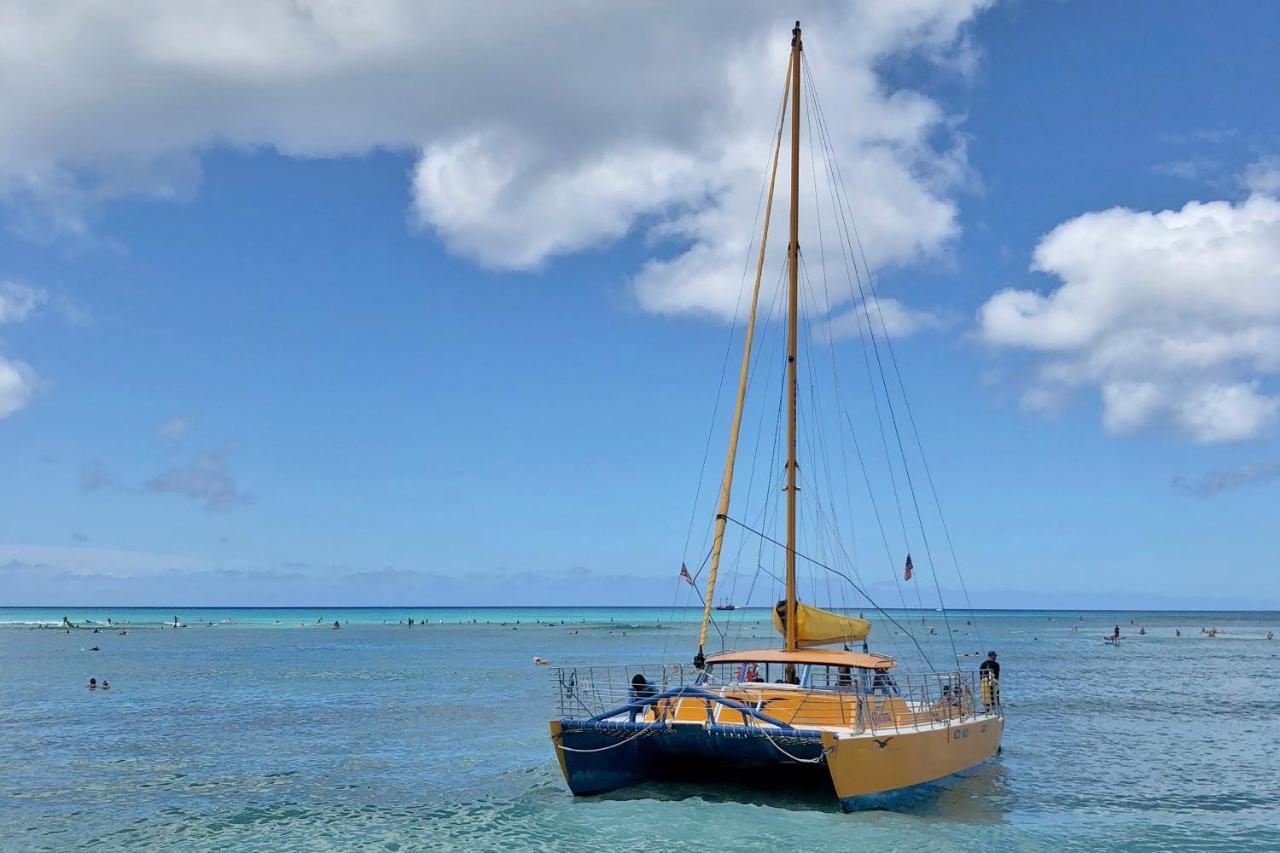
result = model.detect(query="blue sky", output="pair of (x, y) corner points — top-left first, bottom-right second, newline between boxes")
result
(1, 1), (1278, 608)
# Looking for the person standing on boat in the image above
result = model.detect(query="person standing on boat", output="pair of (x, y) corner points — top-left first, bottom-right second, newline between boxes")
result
(979, 651), (1000, 709)
(628, 674), (656, 722)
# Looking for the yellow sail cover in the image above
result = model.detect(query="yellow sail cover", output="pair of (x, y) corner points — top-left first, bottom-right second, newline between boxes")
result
(773, 601), (871, 648)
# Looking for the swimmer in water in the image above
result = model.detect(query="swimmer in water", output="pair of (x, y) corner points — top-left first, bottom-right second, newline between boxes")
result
(88, 678), (97, 689)
(101, 680), (110, 690)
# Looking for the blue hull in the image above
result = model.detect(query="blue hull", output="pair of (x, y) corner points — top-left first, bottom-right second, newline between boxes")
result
(554, 720), (827, 797)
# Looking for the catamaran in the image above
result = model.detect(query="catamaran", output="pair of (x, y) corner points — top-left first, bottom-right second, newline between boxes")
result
(548, 22), (1003, 811)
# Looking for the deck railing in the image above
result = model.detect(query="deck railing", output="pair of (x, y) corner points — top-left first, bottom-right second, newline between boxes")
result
(552, 664), (1001, 734)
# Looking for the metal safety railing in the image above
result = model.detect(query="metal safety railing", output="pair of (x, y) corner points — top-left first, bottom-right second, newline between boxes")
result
(553, 664), (693, 720)
(552, 664), (1001, 734)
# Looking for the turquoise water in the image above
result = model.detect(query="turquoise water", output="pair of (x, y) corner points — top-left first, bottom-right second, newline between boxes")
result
(2, 608), (1278, 851)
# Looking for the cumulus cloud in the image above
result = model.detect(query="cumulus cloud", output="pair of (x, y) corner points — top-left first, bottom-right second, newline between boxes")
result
(0, 1), (989, 319)
(145, 445), (251, 511)
(978, 189), (1280, 442)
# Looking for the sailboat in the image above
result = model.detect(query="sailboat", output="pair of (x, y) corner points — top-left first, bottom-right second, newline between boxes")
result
(548, 22), (1003, 811)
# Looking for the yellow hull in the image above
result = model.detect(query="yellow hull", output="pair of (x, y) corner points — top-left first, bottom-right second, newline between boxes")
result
(822, 715), (1003, 805)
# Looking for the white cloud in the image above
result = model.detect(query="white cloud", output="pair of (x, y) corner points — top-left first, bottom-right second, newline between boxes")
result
(157, 417), (192, 439)
(0, 356), (37, 419)
(1152, 158), (1214, 181)
(1243, 156), (1280, 195)
(817, 297), (945, 342)
(978, 189), (1280, 442)
(0, 1), (989, 320)
(0, 281), (46, 420)
(0, 281), (46, 323)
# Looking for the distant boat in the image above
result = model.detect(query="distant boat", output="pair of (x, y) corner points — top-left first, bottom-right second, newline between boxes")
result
(714, 601), (736, 611)
(548, 22), (1002, 812)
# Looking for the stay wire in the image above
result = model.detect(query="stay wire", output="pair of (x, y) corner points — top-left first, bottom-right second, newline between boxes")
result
(665, 55), (792, 657)
(720, 514), (938, 672)
(804, 55), (959, 664)
(803, 67), (925, 626)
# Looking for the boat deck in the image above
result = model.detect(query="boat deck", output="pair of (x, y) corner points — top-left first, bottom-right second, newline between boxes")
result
(554, 664), (1002, 738)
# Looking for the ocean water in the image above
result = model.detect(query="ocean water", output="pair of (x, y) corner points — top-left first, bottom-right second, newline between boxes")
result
(2, 607), (1278, 851)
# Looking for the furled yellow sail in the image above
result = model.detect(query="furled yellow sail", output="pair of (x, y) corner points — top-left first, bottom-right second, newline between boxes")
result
(773, 601), (871, 648)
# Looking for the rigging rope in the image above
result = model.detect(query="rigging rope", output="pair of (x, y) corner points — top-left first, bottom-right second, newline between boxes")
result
(665, 54), (793, 660)
(802, 55), (961, 666)
(720, 513), (938, 672)
(554, 726), (656, 754)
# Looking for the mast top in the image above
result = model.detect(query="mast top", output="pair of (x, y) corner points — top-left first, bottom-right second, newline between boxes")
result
(792, 21), (802, 47)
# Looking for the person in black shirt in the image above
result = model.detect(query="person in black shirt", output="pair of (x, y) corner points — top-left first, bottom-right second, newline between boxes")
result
(979, 651), (1000, 709)
(628, 674), (657, 722)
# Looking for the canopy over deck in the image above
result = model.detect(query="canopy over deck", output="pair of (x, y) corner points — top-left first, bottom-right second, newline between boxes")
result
(706, 648), (896, 670)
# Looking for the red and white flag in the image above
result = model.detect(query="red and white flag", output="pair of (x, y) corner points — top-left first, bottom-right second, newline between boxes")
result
(903, 553), (914, 581)
(679, 563), (695, 587)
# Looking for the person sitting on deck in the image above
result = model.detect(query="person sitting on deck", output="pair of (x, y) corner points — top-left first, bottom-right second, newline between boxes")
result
(979, 651), (1000, 709)
(745, 663), (761, 683)
(938, 682), (959, 711)
(628, 674), (657, 722)
(837, 666), (853, 689)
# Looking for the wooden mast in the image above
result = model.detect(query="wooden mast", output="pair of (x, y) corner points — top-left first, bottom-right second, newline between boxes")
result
(695, 59), (791, 659)
(784, 21), (801, 653)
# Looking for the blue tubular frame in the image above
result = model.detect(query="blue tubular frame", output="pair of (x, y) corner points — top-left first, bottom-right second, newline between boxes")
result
(583, 685), (797, 730)
(560, 718), (826, 741)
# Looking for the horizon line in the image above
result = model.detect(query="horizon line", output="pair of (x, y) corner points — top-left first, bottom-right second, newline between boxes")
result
(5, 604), (1280, 613)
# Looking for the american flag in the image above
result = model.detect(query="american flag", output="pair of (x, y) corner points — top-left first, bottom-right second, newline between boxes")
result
(903, 553), (914, 581)
(679, 563), (695, 587)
